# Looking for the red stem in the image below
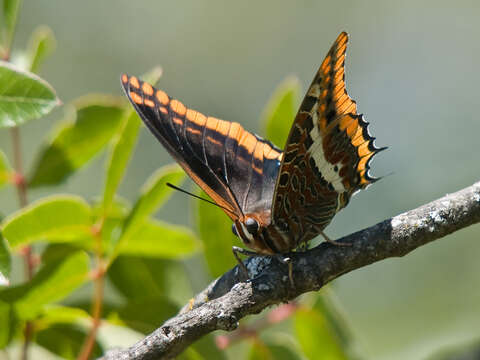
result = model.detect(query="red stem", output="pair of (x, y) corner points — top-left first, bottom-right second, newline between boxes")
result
(77, 226), (106, 360)
(11, 127), (34, 360)
(11, 128), (28, 207)
(6, 4), (35, 359)
(77, 270), (105, 360)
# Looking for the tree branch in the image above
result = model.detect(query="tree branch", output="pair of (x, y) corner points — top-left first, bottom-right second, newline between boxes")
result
(102, 181), (480, 360)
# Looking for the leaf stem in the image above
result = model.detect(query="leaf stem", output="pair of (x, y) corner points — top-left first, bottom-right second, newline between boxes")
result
(20, 322), (33, 360)
(11, 126), (35, 360)
(4, 0), (23, 57)
(10, 128), (31, 278)
(5, 3), (35, 359)
(77, 263), (105, 360)
(77, 226), (105, 360)
(77, 272), (104, 360)
(11, 127), (28, 207)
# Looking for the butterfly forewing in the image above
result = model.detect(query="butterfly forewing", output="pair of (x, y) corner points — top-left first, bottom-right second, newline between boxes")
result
(271, 32), (384, 246)
(121, 74), (282, 225)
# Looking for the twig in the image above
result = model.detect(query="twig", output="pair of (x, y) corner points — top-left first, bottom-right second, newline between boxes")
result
(5, 3), (34, 359)
(77, 223), (106, 360)
(10, 128), (27, 208)
(77, 270), (105, 360)
(102, 181), (480, 360)
(11, 127), (34, 360)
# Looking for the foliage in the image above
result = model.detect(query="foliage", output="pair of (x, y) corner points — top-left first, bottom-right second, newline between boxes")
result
(0, 4), (358, 359)
(261, 76), (300, 148)
(0, 60), (60, 128)
(0, 232), (10, 286)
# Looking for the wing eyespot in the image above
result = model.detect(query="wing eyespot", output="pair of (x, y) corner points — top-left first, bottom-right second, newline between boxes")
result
(245, 217), (259, 235)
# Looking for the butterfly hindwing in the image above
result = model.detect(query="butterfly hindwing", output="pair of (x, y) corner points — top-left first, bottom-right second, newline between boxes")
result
(272, 32), (385, 244)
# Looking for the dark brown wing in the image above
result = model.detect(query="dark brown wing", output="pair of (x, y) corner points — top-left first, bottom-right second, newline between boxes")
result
(121, 74), (282, 224)
(272, 32), (385, 244)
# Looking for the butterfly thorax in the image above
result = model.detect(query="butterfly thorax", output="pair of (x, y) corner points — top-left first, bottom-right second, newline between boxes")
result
(233, 215), (293, 255)
(233, 202), (338, 255)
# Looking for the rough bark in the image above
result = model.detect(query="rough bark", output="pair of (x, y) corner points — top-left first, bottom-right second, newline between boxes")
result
(102, 181), (480, 360)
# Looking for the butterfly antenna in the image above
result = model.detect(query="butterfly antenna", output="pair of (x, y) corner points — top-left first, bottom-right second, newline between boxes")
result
(166, 183), (236, 216)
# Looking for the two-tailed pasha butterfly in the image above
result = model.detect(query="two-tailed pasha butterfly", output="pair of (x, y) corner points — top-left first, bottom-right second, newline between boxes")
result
(121, 32), (385, 278)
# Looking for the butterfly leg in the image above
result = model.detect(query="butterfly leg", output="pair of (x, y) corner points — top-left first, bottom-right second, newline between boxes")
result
(232, 246), (257, 279)
(320, 230), (351, 246)
(298, 241), (309, 252)
(275, 255), (294, 287)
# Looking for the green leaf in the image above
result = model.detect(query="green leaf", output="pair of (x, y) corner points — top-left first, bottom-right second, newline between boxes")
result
(0, 251), (89, 320)
(92, 195), (131, 221)
(261, 76), (300, 148)
(178, 334), (226, 360)
(0, 150), (12, 188)
(119, 165), (184, 244)
(17, 252), (90, 318)
(312, 290), (358, 357)
(102, 110), (141, 214)
(107, 256), (168, 300)
(117, 219), (198, 259)
(102, 67), (163, 214)
(37, 305), (91, 328)
(29, 96), (124, 187)
(248, 340), (301, 360)
(109, 297), (178, 334)
(26, 25), (56, 74)
(99, 208), (127, 255)
(41, 243), (84, 264)
(36, 323), (103, 359)
(0, 300), (17, 348)
(0, 61), (60, 128)
(180, 348), (205, 360)
(1, 0), (22, 51)
(91, 196), (131, 254)
(248, 341), (272, 360)
(108, 254), (192, 305)
(294, 308), (347, 360)
(1, 195), (92, 248)
(0, 233), (11, 286)
(196, 192), (240, 278)
(264, 343), (301, 360)
(66, 300), (117, 322)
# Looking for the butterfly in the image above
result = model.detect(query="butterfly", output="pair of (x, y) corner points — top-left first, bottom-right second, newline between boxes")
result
(121, 32), (384, 262)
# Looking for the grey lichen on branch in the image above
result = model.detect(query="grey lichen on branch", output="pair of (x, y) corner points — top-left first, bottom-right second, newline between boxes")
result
(102, 181), (480, 360)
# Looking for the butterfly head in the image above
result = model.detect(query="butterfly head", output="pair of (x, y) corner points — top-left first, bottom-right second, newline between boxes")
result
(231, 215), (274, 253)
(232, 216), (259, 240)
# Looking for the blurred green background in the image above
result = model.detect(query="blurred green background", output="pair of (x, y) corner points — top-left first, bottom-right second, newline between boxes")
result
(1, 1), (480, 359)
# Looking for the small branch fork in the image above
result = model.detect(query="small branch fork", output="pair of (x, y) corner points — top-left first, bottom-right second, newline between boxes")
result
(102, 181), (480, 360)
